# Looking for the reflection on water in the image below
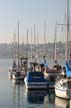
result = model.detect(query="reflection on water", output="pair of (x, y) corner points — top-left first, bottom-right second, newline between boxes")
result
(11, 82), (71, 108)
(25, 89), (55, 108)
(12, 82), (21, 108)
(48, 90), (55, 104)
(44, 90), (55, 108)
(10, 80), (71, 108)
(12, 79), (24, 85)
(27, 90), (47, 104)
(12, 81), (56, 108)
(12, 81), (26, 108)
(0, 59), (70, 108)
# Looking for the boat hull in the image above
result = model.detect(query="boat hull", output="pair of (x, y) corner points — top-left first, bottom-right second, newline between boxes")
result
(12, 73), (25, 80)
(55, 97), (69, 108)
(8, 66), (17, 79)
(24, 71), (48, 90)
(25, 83), (48, 90)
(55, 84), (71, 99)
(8, 71), (13, 78)
(24, 77), (48, 90)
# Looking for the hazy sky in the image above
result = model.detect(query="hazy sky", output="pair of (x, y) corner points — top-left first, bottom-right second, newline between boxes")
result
(0, 0), (71, 44)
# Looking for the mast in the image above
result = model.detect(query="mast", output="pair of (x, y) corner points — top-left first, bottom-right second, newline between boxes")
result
(31, 28), (32, 60)
(37, 30), (39, 60)
(34, 24), (36, 62)
(44, 22), (46, 57)
(26, 28), (28, 59)
(18, 21), (19, 66)
(57, 0), (70, 60)
(13, 32), (16, 62)
(55, 0), (70, 61)
(66, 0), (70, 60)
(54, 23), (57, 61)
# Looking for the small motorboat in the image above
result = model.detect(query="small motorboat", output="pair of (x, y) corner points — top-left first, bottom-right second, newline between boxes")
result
(24, 71), (48, 90)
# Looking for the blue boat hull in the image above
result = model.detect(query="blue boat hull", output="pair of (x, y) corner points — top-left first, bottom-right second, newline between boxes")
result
(24, 71), (48, 90)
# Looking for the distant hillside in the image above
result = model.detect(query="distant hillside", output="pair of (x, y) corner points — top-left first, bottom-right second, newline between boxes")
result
(0, 42), (67, 59)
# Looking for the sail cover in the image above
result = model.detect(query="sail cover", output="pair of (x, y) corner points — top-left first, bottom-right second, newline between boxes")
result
(66, 60), (71, 77)
(42, 59), (48, 68)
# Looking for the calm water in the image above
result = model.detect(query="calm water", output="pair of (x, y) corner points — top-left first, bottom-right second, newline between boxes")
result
(0, 59), (70, 108)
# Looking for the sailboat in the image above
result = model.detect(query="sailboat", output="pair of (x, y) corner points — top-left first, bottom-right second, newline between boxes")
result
(8, 32), (17, 79)
(52, 23), (64, 72)
(55, 0), (71, 99)
(12, 22), (26, 80)
(19, 28), (28, 73)
(43, 23), (63, 88)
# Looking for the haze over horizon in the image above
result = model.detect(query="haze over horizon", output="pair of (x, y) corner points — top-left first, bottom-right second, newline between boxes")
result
(0, 0), (71, 44)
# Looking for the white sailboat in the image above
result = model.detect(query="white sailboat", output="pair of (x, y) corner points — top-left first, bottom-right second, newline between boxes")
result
(12, 22), (25, 80)
(8, 32), (17, 78)
(55, 0), (71, 99)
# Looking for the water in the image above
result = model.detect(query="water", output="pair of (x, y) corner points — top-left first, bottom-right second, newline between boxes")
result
(0, 59), (70, 108)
